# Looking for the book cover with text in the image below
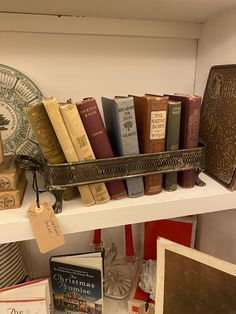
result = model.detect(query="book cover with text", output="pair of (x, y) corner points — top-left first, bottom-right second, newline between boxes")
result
(50, 252), (103, 314)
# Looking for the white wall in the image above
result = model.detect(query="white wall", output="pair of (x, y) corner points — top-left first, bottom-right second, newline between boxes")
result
(195, 10), (236, 263)
(0, 32), (197, 106)
(0, 28), (198, 277)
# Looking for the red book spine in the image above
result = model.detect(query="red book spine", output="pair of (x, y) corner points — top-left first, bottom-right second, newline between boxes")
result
(76, 98), (127, 199)
(125, 224), (134, 262)
(166, 95), (201, 188)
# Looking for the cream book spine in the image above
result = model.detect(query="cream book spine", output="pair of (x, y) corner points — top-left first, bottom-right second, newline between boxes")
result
(43, 97), (95, 206)
(0, 131), (3, 165)
(60, 103), (110, 204)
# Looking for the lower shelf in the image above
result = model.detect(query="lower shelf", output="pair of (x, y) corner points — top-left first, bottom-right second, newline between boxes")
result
(0, 173), (235, 244)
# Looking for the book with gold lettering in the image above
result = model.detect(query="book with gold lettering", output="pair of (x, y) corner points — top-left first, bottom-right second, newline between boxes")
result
(102, 96), (144, 198)
(165, 94), (202, 188)
(76, 98), (127, 200)
(132, 95), (168, 195)
(59, 102), (110, 204)
(164, 100), (182, 191)
(43, 97), (95, 206)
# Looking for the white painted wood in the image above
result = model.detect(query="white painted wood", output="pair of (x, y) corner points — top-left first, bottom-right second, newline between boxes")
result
(194, 9), (236, 264)
(0, 13), (202, 39)
(1, 0), (236, 23)
(0, 173), (235, 244)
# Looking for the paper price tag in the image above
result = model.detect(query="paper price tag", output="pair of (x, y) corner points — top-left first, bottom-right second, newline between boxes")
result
(27, 200), (65, 253)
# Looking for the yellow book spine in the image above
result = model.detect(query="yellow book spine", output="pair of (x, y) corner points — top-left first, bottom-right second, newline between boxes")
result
(0, 131), (3, 165)
(43, 97), (95, 206)
(60, 103), (110, 204)
(24, 102), (78, 201)
(25, 103), (65, 164)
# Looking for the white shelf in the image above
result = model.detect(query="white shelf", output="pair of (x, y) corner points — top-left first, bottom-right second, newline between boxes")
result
(0, 13), (202, 39)
(0, 173), (235, 244)
(0, 0), (235, 23)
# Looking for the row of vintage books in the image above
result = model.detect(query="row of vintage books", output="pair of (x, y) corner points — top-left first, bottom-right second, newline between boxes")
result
(25, 93), (202, 206)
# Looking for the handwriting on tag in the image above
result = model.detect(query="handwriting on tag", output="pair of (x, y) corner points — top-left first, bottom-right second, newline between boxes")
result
(27, 200), (65, 253)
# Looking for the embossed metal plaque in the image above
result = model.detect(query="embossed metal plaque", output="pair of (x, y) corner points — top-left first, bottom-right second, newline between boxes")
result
(200, 64), (236, 191)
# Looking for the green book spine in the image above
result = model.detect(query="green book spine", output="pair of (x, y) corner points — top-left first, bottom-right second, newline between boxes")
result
(164, 101), (182, 191)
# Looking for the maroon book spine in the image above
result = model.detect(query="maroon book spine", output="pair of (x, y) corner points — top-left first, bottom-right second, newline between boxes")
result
(76, 98), (127, 199)
(165, 95), (202, 188)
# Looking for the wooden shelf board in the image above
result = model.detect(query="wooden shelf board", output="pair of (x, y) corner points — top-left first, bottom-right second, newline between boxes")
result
(0, 173), (235, 244)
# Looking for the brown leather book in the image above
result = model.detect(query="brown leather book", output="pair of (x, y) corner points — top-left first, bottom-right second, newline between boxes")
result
(132, 95), (168, 195)
(76, 98), (127, 200)
(200, 65), (236, 191)
(165, 94), (202, 188)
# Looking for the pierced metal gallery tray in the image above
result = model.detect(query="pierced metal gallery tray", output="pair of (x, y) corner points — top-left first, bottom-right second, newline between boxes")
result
(16, 145), (205, 213)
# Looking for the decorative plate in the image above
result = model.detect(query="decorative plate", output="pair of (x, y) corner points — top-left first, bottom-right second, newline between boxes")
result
(0, 64), (43, 155)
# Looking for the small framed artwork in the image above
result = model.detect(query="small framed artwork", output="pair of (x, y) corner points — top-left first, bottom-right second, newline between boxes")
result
(155, 238), (236, 314)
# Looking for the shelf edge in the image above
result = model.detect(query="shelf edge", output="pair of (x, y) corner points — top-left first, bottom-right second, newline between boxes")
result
(0, 13), (202, 39)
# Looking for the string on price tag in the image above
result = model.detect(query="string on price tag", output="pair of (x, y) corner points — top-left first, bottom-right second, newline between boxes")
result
(27, 200), (65, 253)
(27, 169), (65, 253)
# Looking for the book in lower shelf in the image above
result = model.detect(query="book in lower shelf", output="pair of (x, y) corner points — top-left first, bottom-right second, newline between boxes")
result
(50, 251), (103, 314)
(0, 278), (51, 313)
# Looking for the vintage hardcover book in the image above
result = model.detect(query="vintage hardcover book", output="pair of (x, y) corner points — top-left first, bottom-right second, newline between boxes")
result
(132, 95), (168, 195)
(43, 97), (95, 206)
(128, 216), (197, 314)
(25, 102), (78, 201)
(155, 238), (236, 314)
(0, 155), (23, 191)
(199, 64), (236, 191)
(0, 278), (51, 314)
(60, 103), (110, 204)
(76, 97), (127, 200)
(102, 96), (144, 198)
(164, 100), (182, 191)
(165, 94), (202, 188)
(0, 131), (3, 165)
(50, 251), (103, 314)
(0, 172), (27, 210)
